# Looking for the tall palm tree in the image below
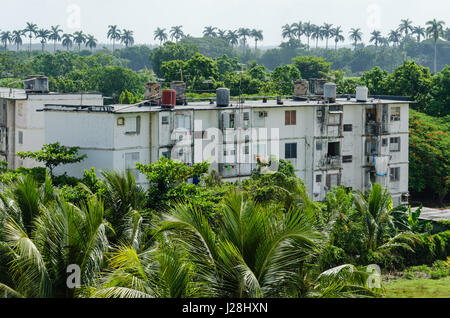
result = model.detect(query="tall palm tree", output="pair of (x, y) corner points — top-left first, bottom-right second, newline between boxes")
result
(369, 30), (382, 47)
(169, 26), (184, 42)
(311, 25), (323, 49)
(35, 29), (51, 52)
(398, 19), (413, 37)
(226, 30), (239, 47)
(61, 33), (73, 51)
(0, 31), (12, 52)
(23, 22), (38, 53)
(291, 22), (303, 44)
(250, 29), (263, 50)
(11, 30), (24, 51)
(349, 28), (362, 50)
(303, 22), (313, 49)
(445, 28), (450, 41)
(203, 26), (217, 38)
(379, 37), (390, 47)
(426, 19), (446, 73)
(217, 29), (227, 40)
(73, 31), (86, 51)
(332, 26), (345, 50)
(153, 28), (168, 45)
(321, 23), (334, 49)
(388, 30), (402, 47)
(281, 24), (294, 40)
(85, 34), (98, 52)
(48, 25), (63, 52)
(238, 28), (251, 51)
(412, 26), (426, 42)
(121, 29), (134, 48)
(107, 25), (122, 52)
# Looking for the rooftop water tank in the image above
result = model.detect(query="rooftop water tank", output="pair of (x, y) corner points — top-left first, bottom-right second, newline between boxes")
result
(356, 86), (369, 102)
(314, 79), (327, 95)
(216, 88), (230, 107)
(170, 81), (187, 105)
(294, 79), (309, 98)
(324, 83), (337, 101)
(162, 89), (176, 108)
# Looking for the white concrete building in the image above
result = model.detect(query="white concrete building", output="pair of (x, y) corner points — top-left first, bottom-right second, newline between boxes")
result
(0, 76), (103, 169)
(42, 92), (410, 206)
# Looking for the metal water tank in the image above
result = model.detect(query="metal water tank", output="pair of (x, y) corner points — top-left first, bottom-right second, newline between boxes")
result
(356, 86), (369, 102)
(314, 79), (327, 95)
(162, 89), (176, 107)
(324, 83), (337, 100)
(216, 88), (230, 107)
(170, 81), (187, 105)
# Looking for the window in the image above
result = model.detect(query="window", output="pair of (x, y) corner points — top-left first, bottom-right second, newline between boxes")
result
(285, 111), (296, 126)
(194, 131), (208, 139)
(243, 112), (250, 121)
(117, 117), (125, 126)
(229, 114), (235, 129)
(390, 167), (400, 182)
(327, 142), (340, 157)
(326, 174), (339, 188)
(176, 114), (191, 130)
(391, 107), (401, 121)
(328, 113), (341, 125)
(382, 138), (388, 147)
(344, 124), (353, 132)
(285, 143), (297, 159)
(316, 174), (322, 183)
(244, 145), (250, 155)
(316, 142), (323, 151)
(125, 116), (141, 134)
(18, 131), (23, 145)
(162, 116), (169, 125)
(162, 151), (170, 159)
(390, 137), (400, 152)
(343, 155), (353, 163)
(329, 105), (341, 112)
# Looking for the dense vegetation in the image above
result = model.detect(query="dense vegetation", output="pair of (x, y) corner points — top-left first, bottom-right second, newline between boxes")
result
(1, 147), (449, 298)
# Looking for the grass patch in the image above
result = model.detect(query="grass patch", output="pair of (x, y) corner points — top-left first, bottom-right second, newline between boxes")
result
(384, 276), (450, 298)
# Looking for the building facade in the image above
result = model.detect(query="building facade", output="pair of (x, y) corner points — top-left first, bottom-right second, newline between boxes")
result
(42, 96), (410, 206)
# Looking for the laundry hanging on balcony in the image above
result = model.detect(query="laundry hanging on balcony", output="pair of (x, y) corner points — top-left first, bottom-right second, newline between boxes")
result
(373, 156), (389, 177)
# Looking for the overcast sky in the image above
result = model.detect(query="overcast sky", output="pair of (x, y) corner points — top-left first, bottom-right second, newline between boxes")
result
(1, 0), (449, 46)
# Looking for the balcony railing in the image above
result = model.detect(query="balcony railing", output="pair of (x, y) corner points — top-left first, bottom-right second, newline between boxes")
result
(320, 156), (342, 169)
(365, 122), (389, 135)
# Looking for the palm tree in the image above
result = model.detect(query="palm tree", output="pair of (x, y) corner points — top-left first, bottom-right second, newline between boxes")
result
(169, 26), (184, 42)
(388, 30), (402, 47)
(61, 33), (73, 51)
(0, 179), (109, 298)
(0, 31), (12, 51)
(238, 28), (251, 51)
(303, 22), (313, 49)
(349, 28), (362, 50)
(398, 19), (414, 37)
(153, 28), (168, 45)
(250, 29), (263, 50)
(35, 29), (51, 52)
(291, 22), (303, 44)
(48, 25), (63, 52)
(332, 26), (345, 50)
(217, 29), (227, 40)
(426, 19), (446, 73)
(281, 24), (294, 40)
(353, 184), (419, 255)
(226, 30), (239, 47)
(412, 26), (426, 42)
(311, 25), (323, 49)
(23, 22), (38, 53)
(107, 25), (122, 52)
(11, 30), (24, 51)
(369, 30), (382, 47)
(379, 37), (390, 47)
(445, 28), (450, 41)
(73, 31), (86, 51)
(203, 26), (217, 38)
(321, 23), (334, 49)
(121, 29), (134, 48)
(85, 35), (98, 52)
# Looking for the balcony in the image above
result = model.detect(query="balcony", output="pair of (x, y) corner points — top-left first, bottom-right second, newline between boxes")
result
(365, 122), (389, 136)
(320, 155), (342, 170)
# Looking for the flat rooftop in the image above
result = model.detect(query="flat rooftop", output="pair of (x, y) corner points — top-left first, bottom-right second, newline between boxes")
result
(42, 96), (412, 114)
(0, 87), (102, 100)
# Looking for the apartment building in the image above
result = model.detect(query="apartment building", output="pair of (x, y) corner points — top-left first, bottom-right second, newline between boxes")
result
(0, 75), (103, 169)
(41, 84), (410, 206)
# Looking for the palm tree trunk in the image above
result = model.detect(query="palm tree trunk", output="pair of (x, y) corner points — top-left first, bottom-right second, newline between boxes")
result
(326, 38), (328, 49)
(434, 41), (437, 73)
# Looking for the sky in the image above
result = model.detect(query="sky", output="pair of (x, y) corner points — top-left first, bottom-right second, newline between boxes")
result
(1, 0), (449, 47)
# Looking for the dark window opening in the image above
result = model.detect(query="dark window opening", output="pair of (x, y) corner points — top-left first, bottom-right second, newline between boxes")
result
(343, 155), (353, 163)
(328, 142), (340, 157)
(285, 143), (297, 159)
(344, 124), (353, 132)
